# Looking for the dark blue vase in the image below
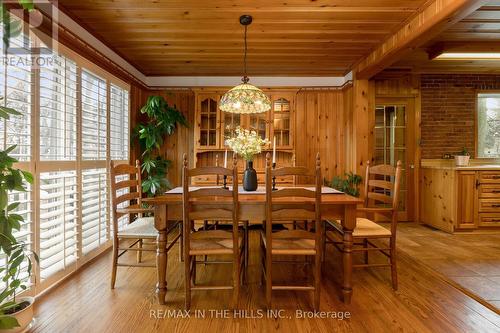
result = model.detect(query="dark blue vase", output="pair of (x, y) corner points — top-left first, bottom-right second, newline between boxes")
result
(243, 160), (257, 191)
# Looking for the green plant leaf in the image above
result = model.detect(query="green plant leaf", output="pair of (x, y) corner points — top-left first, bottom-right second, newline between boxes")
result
(0, 190), (7, 210)
(9, 254), (24, 272)
(0, 106), (21, 117)
(20, 170), (33, 184)
(0, 315), (20, 329)
(18, 0), (35, 10)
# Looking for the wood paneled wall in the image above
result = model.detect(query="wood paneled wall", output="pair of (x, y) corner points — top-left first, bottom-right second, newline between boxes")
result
(130, 87), (353, 187)
(129, 87), (196, 187)
(295, 89), (350, 182)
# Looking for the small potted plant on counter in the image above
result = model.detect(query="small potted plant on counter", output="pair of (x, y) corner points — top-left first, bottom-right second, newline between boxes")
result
(455, 147), (471, 167)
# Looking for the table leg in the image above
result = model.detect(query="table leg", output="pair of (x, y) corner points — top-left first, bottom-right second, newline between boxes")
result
(342, 204), (356, 304)
(155, 204), (168, 305)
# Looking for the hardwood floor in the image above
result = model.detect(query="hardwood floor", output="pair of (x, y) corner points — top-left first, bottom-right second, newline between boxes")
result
(31, 227), (500, 333)
(397, 223), (500, 315)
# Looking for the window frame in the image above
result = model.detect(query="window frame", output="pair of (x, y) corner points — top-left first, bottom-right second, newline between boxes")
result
(475, 90), (500, 160)
(7, 29), (131, 295)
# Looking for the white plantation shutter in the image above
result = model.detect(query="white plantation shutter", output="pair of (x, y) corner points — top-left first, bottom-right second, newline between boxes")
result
(81, 70), (107, 160)
(81, 168), (108, 254)
(0, 21), (130, 294)
(0, 31), (32, 160)
(0, 27), (33, 293)
(110, 84), (129, 160)
(39, 171), (78, 280)
(39, 54), (78, 161)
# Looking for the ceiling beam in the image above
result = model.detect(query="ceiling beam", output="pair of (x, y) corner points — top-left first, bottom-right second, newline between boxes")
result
(355, 0), (488, 79)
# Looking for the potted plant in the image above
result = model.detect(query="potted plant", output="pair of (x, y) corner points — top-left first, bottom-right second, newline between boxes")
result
(455, 147), (471, 167)
(133, 95), (188, 196)
(225, 127), (269, 191)
(329, 172), (363, 197)
(0, 100), (37, 332)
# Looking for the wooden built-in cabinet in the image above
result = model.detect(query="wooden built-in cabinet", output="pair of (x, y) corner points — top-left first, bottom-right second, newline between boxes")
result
(420, 166), (500, 232)
(193, 89), (297, 184)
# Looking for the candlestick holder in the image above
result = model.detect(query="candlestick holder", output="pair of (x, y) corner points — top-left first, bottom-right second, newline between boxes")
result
(272, 162), (277, 191)
(222, 175), (229, 189)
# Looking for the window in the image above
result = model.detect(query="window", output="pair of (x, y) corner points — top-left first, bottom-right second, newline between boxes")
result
(82, 70), (108, 160)
(40, 55), (78, 161)
(478, 93), (500, 158)
(110, 84), (129, 160)
(81, 168), (108, 254)
(0, 25), (33, 291)
(39, 171), (78, 280)
(0, 25), (130, 294)
(0, 28), (31, 160)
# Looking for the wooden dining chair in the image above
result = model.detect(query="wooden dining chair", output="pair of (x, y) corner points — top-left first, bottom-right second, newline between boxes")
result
(261, 153), (322, 310)
(109, 160), (181, 289)
(199, 154), (249, 270)
(325, 160), (402, 290)
(182, 154), (244, 309)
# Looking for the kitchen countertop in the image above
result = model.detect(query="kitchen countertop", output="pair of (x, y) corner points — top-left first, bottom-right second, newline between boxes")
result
(420, 160), (500, 171)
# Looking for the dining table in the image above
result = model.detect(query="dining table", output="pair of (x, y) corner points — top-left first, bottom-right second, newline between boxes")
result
(144, 186), (362, 306)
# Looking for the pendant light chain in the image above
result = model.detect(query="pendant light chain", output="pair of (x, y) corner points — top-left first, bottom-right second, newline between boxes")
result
(219, 14), (271, 114)
(243, 24), (249, 83)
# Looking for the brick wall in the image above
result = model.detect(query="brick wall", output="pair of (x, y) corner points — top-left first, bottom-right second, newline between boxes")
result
(421, 74), (500, 158)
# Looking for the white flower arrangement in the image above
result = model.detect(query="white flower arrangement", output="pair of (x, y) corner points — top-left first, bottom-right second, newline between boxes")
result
(225, 126), (270, 161)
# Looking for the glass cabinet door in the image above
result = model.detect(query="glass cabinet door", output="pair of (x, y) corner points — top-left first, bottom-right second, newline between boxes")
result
(221, 112), (241, 147)
(272, 97), (292, 148)
(249, 113), (268, 141)
(198, 96), (219, 148)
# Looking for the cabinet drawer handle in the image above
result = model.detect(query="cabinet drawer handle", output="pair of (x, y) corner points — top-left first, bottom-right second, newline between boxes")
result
(492, 204), (500, 208)
(492, 190), (500, 193)
(492, 176), (500, 179)
(490, 219), (500, 222)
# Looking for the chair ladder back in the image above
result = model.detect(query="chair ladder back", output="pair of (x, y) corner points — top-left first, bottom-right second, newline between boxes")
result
(182, 153), (239, 256)
(363, 160), (403, 213)
(265, 153), (322, 246)
(109, 160), (142, 230)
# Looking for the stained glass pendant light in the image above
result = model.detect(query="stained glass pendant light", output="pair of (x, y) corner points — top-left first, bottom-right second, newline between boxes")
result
(219, 15), (271, 114)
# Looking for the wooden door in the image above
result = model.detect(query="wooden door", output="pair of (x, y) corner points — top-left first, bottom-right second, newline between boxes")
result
(374, 98), (416, 221)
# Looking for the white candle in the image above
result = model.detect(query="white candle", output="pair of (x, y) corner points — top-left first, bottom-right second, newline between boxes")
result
(224, 149), (228, 168)
(272, 137), (276, 164)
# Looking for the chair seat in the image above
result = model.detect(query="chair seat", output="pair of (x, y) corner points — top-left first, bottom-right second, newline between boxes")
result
(327, 218), (392, 238)
(261, 230), (316, 255)
(189, 230), (243, 255)
(117, 217), (157, 239)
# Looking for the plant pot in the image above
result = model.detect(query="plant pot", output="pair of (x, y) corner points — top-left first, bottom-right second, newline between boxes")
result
(243, 160), (258, 191)
(0, 296), (35, 333)
(455, 155), (470, 167)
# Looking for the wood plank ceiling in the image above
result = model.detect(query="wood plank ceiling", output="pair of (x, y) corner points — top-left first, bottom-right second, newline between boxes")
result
(392, 2), (500, 73)
(55, 0), (431, 76)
